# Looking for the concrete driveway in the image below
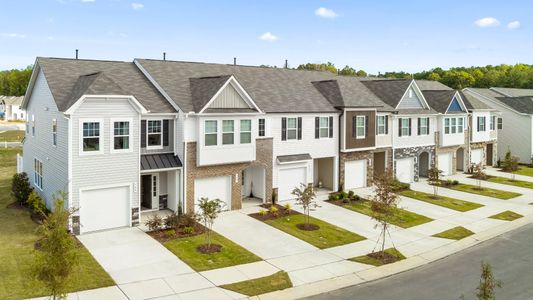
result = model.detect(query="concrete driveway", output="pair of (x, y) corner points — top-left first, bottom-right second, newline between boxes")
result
(78, 227), (194, 284)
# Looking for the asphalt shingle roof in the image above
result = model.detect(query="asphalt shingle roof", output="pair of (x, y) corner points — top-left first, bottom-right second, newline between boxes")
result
(490, 87), (533, 97)
(416, 80), (453, 91)
(421, 90), (458, 114)
(36, 57), (175, 113)
(495, 96), (533, 114)
(189, 75), (232, 112)
(459, 90), (492, 110)
(360, 79), (412, 108)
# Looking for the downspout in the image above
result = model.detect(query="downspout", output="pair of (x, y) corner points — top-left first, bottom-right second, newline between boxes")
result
(337, 108), (344, 192)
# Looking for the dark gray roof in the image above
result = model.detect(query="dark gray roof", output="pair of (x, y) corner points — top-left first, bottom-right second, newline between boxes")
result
(312, 77), (393, 110)
(141, 153), (182, 171)
(490, 87), (533, 97)
(135, 59), (339, 113)
(35, 57), (175, 113)
(415, 80), (453, 91)
(421, 90), (459, 114)
(395, 109), (439, 115)
(459, 90), (492, 110)
(189, 75), (232, 112)
(277, 153), (312, 163)
(494, 96), (533, 114)
(361, 79), (412, 108)
(203, 108), (257, 113)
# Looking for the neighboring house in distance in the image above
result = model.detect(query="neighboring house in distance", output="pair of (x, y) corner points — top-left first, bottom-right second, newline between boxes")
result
(0, 96), (25, 121)
(362, 79), (438, 183)
(462, 88), (514, 164)
(420, 86), (469, 176)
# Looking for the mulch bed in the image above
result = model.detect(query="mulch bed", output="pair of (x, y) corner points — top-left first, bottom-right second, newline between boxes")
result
(367, 251), (402, 265)
(327, 198), (365, 207)
(197, 244), (222, 254)
(148, 222), (206, 243)
(249, 204), (299, 221)
(296, 223), (319, 231)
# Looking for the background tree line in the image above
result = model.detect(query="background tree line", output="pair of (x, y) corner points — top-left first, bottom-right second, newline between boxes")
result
(1, 62), (532, 96)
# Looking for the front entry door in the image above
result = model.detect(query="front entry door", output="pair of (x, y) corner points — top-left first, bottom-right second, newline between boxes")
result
(486, 144), (493, 166)
(141, 175), (152, 209)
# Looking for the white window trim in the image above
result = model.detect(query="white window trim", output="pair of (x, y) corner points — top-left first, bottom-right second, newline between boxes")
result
(110, 118), (133, 154)
(222, 120), (235, 145)
(419, 117), (429, 135)
(318, 116), (330, 138)
(34, 158), (43, 190)
(355, 115), (366, 139)
(204, 119), (218, 146)
(31, 114), (35, 137)
(478, 117), (486, 132)
(490, 116), (496, 131)
(240, 119), (252, 144)
(376, 115), (387, 136)
(400, 118), (410, 137)
(146, 119), (163, 150)
(52, 119), (57, 147)
(286, 117), (298, 140)
(258, 118), (266, 137)
(79, 118), (104, 156)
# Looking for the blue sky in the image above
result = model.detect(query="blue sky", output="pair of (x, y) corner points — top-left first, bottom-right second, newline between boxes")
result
(0, 0), (531, 73)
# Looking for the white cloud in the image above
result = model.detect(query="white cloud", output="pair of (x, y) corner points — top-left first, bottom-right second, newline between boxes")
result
(507, 20), (520, 29)
(315, 7), (337, 19)
(259, 32), (278, 42)
(1, 33), (27, 39)
(474, 17), (500, 27)
(131, 3), (144, 10)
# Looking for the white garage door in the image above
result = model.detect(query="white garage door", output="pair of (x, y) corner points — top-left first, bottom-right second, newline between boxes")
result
(438, 153), (452, 176)
(194, 176), (231, 211)
(80, 185), (130, 234)
(396, 158), (414, 183)
(471, 149), (483, 165)
(345, 160), (367, 189)
(278, 167), (307, 201)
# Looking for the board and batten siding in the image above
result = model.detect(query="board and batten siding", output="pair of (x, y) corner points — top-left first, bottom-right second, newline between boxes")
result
(22, 69), (69, 209)
(209, 84), (249, 109)
(70, 97), (141, 214)
(397, 87), (424, 109)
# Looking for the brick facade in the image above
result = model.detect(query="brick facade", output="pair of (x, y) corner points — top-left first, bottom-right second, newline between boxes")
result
(339, 147), (393, 189)
(469, 140), (497, 170)
(185, 138), (273, 213)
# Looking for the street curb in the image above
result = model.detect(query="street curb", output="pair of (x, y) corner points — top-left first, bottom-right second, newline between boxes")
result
(253, 214), (533, 300)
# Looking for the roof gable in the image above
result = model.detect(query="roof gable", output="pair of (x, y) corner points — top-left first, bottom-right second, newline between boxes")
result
(398, 85), (425, 109)
(447, 97), (463, 112)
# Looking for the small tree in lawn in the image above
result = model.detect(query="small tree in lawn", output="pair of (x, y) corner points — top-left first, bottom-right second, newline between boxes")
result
(371, 169), (399, 255)
(472, 163), (487, 190)
(476, 262), (502, 300)
(427, 166), (442, 198)
(292, 183), (317, 230)
(197, 197), (223, 252)
(501, 150), (519, 180)
(11, 172), (33, 206)
(31, 191), (78, 300)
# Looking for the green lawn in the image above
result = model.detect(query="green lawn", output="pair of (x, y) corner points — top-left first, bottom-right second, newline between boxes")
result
(0, 148), (114, 300)
(220, 271), (292, 296)
(432, 226), (474, 240)
(164, 231), (261, 271)
(349, 248), (406, 266)
(441, 183), (521, 200)
(339, 200), (432, 228)
(512, 167), (533, 177)
(489, 210), (524, 221)
(0, 130), (25, 142)
(399, 190), (483, 212)
(263, 214), (366, 249)
(485, 176), (533, 189)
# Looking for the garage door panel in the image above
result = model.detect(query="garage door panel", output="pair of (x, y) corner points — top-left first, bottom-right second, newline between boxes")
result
(194, 176), (231, 211)
(345, 160), (367, 189)
(278, 167), (307, 201)
(396, 158), (414, 183)
(80, 186), (130, 234)
(471, 149), (483, 165)
(438, 153), (452, 176)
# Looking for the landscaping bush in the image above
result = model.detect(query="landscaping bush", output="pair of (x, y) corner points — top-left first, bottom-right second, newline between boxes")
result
(11, 172), (32, 205)
(164, 212), (180, 229)
(283, 203), (292, 214)
(258, 209), (268, 216)
(269, 205), (279, 216)
(27, 191), (48, 216)
(165, 229), (176, 238)
(145, 214), (163, 231)
(340, 191), (348, 199)
(501, 149), (519, 172)
(182, 226), (194, 235)
(353, 194), (360, 201)
(348, 190), (355, 198)
(328, 194), (336, 201)
(446, 179), (453, 186)
(180, 212), (199, 227)
(391, 179), (410, 192)
(342, 198), (350, 204)
(452, 180), (459, 185)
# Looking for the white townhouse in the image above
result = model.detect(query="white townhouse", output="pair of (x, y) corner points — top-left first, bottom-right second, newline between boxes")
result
(0, 95), (25, 121)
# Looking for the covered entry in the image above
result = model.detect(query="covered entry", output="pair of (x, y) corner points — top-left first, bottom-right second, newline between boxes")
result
(242, 165), (266, 205)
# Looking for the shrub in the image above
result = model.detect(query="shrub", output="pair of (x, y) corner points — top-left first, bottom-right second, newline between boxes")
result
(283, 203), (292, 214)
(164, 212), (180, 229)
(259, 209), (268, 216)
(340, 191), (348, 199)
(501, 149), (519, 172)
(353, 194), (360, 201)
(328, 194), (336, 201)
(11, 172), (32, 205)
(180, 212), (199, 227)
(27, 191), (48, 215)
(145, 214), (163, 231)
(182, 226), (194, 235)
(165, 229), (176, 238)
(269, 205), (279, 216)
(446, 179), (453, 186)
(348, 190), (355, 198)
(452, 180), (459, 185)
(342, 198), (350, 204)
(391, 179), (410, 192)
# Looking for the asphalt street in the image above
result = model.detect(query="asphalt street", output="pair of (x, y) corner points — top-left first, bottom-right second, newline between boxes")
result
(303, 223), (533, 300)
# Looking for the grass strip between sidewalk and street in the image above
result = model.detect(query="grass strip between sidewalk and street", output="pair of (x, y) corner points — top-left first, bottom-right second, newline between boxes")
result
(399, 190), (483, 212)
(349, 248), (406, 266)
(220, 271), (292, 296)
(432, 226), (474, 240)
(511, 166), (533, 177)
(485, 176), (533, 189)
(489, 210), (524, 221)
(440, 182), (521, 200)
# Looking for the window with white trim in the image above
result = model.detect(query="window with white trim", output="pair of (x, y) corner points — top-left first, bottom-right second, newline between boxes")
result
(419, 117), (429, 135)
(222, 120), (234, 145)
(377, 115), (387, 135)
(205, 120), (217, 146)
(31, 115), (35, 137)
(52, 119), (57, 146)
(451, 118), (457, 134)
(400, 118), (410, 136)
(444, 118), (450, 134)
(26, 115), (29, 134)
(497, 117), (503, 130)
(258, 119), (265, 137)
(319, 117), (329, 138)
(490, 116), (496, 130)
(34, 158), (43, 190)
(147, 120), (162, 148)
(240, 119), (252, 144)
(82, 122), (101, 152)
(113, 121), (130, 150)
(356, 116), (366, 138)
(287, 117), (297, 140)
(444, 117), (464, 135)
(478, 117), (486, 132)
(458, 117), (464, 133)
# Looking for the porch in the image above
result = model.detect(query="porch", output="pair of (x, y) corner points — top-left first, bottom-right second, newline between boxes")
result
(140, 153), (182, 214)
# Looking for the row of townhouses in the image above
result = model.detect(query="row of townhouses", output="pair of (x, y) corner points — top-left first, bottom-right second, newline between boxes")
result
(20, 57), (499, 234)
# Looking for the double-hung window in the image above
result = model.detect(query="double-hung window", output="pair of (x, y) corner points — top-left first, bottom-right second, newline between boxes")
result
(419, 118), (429, 135)
(319, 117), (329, 138)
(444, 118), (450, 134)
(258, 119), (265, 137)
(82, 121), (101, 152)
(490, 116), (496, 130)
(497, 118), (503, 130)
(113, 121), (130, 151)
(31, 115), (35, 137)
(451, 118), (457, 134)
(205, 120), (218, 146)
(400, 118), (410, 136)
(478, 117), (486, 132)
(34, 158), (43, 190)
(147, 120), (162, 148)
(355, 116), (366, 138)
(52, 119), (57, 146)
(286, 117), (297, 140)
(222, 120), (234, 145)
(240, 120), (252, 144)
(458, 117), (464, 133)
(377, 115), (387, 135)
